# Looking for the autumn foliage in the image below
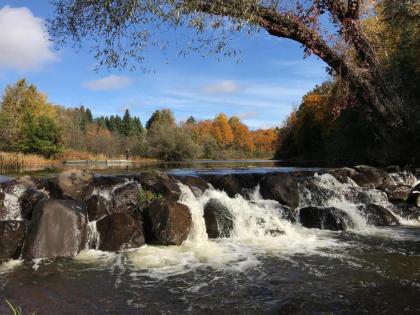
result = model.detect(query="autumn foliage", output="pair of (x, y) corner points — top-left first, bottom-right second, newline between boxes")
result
(0, 80), (277, 161)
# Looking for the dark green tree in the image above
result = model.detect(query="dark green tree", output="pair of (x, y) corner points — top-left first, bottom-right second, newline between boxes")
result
(15, 113), (62, 158)
(121, 109), (133, 137)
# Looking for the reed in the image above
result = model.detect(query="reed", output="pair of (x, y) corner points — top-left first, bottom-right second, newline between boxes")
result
(0, 152), (54, 174)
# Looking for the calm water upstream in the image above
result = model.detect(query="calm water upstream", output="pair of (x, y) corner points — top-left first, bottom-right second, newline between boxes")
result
(0, 163), (419, 314)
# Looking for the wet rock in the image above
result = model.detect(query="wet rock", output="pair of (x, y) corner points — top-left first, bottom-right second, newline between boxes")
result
(0, 221), (26, 262)
(86, 195), (111, 221)
(203, 199), (234, 238)
(112, 182), (139, 213)
(45, 169), (93, 200)
(387, 185), (412, 203)
(392, 204), (420, 221)
(134, 172), (181, 201)
(85, 176), (127, 196)
(361, 204), (399, 226)
(352, 165), (386, 188)
(203, 173), (260, 198)
(379, 172), (417, 192)
(260, 173), (299, 208)
(175, 176), (209, 196)
(143, 200), (191, 245)
(96, 213), (145, 251)
(19, 189), (48, 220)
(407, 184), (420, 207)
(327, 167), (357, 184)
(23, 199), (88, 260)
(299, 207), (354, 231)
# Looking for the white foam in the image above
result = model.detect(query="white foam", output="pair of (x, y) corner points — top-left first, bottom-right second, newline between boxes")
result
(126, 184), (344, 279)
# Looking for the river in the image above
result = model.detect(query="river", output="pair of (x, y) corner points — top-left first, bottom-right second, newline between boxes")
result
(0, 163), (419, 314)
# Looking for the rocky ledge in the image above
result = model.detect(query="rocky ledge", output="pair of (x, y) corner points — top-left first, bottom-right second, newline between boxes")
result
(0, 166), (419, 262)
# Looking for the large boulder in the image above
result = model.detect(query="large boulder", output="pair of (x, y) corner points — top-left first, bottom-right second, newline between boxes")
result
(387, 185), (412, 203)
(360, 204), (399, 226)
(175, 176), (209, 196)
(352, 165), (386, 188)
(22, 199), (88, 260)
(203, 199), (234, 238)
(112, 182), (140, 213)
(327, 167), (357, 184)
(260, 173), (299, 208)
(143, 200), (192, 245)
(299, 207), (354, 231)
(45, 169), (93, 200)
(134, 172), (181, 201)
(202, 174), (259, 198)
(0, 221), (26, 262)
(84, 176), (127, 198)
(86, 194), (111, 221)
(380, 172), (417, 190)
(392, 204), (420, 221)
(96, 213), (145, 251)
(407, 184), (420, 207)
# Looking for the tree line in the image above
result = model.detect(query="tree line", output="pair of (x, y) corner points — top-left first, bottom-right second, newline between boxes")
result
(0, 79), (278, 160)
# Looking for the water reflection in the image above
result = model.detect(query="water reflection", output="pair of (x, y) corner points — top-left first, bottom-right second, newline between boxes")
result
(0, 159), (325, 180)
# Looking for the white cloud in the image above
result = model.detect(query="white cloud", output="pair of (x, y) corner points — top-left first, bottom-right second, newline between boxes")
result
(0, 6), (57, 71)
(237, 111), (258, 120)
(84, 75), (132, 91)
(202, 80), (243, 94)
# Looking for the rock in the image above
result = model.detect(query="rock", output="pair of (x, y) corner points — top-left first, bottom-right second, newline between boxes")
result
(175, 176), (209, 196)
(392, 204), (420, 221)
(19, 189), (48, 220)
(352, 165), (386, 188)
(327, 167), (357, 184)
(203, 199), (234, 238)
(0, 221), (26, 262)
(260, 173), (299, 208)
(96, 213), (145, 251)
(379, 172), (417, 192)
(112, 182), (139, 213)
(134, 172), (181, 201)
(387, 185), (412, 202)
(84, 176), (127, 197)
(45, 169), (93, 200)
(202, 173), (259, 198)
(360, 204), (399, 226)
(143, 200), (191, 245)
(86, 195), (111, 221)
(22, 199), (88, 260)
(299, 207), (354, 231)
(407, 184), (420, 207)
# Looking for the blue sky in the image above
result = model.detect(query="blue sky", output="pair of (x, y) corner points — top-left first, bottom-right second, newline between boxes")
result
(0, 1), (329, 129)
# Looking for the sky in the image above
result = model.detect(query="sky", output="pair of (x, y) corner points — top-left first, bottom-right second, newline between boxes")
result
(0, 1), (329, 129)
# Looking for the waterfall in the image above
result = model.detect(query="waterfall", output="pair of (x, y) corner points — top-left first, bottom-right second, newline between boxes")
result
(1, 184), (26, 221)
(87, 221), (101, 249)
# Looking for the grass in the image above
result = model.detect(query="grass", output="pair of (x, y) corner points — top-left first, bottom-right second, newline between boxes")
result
(5, 299), (35, 315)
(138, 187), (163, 209)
